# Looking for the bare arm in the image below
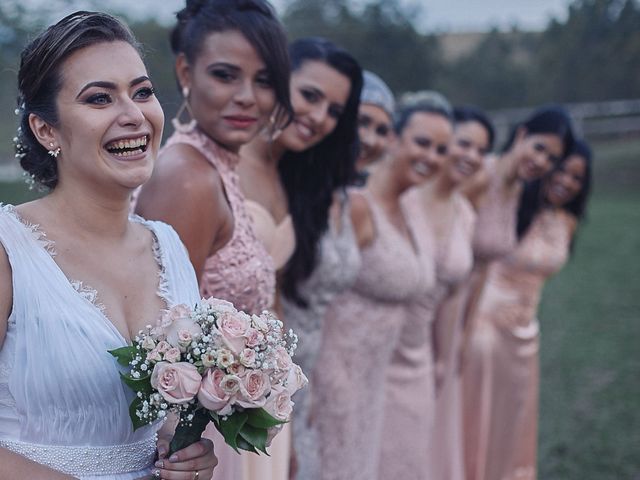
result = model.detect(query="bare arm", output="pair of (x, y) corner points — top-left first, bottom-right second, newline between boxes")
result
(135, 144), (233, 280)
(0, 243), (11, 349)
(349, 191), (376, 250)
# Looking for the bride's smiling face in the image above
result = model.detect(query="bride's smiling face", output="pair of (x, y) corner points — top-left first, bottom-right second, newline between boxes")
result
(49, 41), (164, 191)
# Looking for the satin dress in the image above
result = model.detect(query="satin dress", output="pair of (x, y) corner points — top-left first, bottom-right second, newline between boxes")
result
(462, 209), (574, 480)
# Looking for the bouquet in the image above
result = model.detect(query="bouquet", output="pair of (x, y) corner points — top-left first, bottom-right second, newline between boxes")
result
(109, 297), (307, 455)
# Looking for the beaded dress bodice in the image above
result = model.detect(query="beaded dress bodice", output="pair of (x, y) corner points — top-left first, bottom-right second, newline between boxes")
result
(163, 129), (276, 314)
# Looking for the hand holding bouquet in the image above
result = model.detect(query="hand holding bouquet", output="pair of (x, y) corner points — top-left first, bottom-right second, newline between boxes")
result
(110, 298), (307, 456)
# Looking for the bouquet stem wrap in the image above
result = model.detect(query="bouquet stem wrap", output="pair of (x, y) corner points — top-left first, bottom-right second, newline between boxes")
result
(169, 409), (210, 456)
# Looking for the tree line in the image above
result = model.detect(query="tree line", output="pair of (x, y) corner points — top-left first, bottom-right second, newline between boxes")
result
(0, 0), (639, 157)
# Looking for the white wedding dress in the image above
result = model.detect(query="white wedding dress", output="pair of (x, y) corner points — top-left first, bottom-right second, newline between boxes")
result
(0, 204), (200, 479)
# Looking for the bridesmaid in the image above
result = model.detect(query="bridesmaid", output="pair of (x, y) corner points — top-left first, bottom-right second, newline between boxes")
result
(377, 92), (454, 479)
(355, 70), (395, 174)
(458, 105), (575, 383)
(237, 37), (362, 480)
(461, 140), (592, 480)
(134, 1), (292, 478)
(314, 101), (440, 480)
(427, 106), (495, 480)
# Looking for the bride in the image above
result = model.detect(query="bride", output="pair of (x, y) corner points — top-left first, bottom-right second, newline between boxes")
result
(0, 11), (217, 480)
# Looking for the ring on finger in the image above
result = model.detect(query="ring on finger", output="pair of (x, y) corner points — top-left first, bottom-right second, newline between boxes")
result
(193, 471), (199, 480)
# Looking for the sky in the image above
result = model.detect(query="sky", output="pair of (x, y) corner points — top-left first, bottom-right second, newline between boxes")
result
(40, 0), (572, 33)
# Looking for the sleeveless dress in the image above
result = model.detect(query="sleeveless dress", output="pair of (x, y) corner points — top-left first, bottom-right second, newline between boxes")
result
(459, 155), (522, 479)
(242, 201), (296, 480)
(161, 129), (277, 480)
(0, 204), (200, 479)
(462, 209), (573, 480)
(281, 196), (362, 480)
(378, 189), (473, 479)
(314, 190), (424, 480)
(426, 194), (476, 480)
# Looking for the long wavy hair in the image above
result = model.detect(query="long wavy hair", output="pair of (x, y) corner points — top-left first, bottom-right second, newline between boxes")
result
(517, 138), (593, 247)
(279, 37), (363, 306)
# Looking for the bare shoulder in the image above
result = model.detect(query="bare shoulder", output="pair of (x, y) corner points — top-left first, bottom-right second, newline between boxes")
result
(348, 190), (376, 249)
(0, 242), (12, 348)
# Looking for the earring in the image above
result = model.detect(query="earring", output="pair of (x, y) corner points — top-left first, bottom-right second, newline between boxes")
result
(268, 112), (283, 142)
(172, 86), (197, 133)
(48, 143), (61, 158)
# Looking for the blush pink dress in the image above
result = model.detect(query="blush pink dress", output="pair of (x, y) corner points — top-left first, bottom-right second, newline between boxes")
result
(462, 209), (574, 480)
(426, 193), (476, 480)
(460, 156), (522, 480)
(314, 190), (425, 480)
(242, 200), (296, 480)
(161, 128), (276, 480)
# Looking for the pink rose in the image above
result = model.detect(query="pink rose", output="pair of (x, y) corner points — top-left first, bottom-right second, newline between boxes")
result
(201, 352), (216, 368)
(251, 313), (269, 333)
(201, 297), (236, 313)
(237, 371), (271, 408)
(160, 304), (192, 327)
(155, 341), (171, 354)
(198, 368), (234, 416)
(274, 347), (293, 371)
(220, 374), (242, 396)
(219, 312), (250, 354)
(151, 361), (201, 405)
(166, 319), (202, 351)
(244, 328), (264, 348)
(285, 364), (308, 397)
(227, 362), (247, 377)
(141, 336), (156, 351)
(239, 348), (257, 368)
(164, 347), (181, 363)
(264, 386), (293, 421)
(216, 349), (235, 369)
(147, 349), (162, 363)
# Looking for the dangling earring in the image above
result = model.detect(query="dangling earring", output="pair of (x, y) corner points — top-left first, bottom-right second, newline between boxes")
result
(268, 111), (283, 142)
(48, 143), (61, 158)
(172, 86), (197, 133)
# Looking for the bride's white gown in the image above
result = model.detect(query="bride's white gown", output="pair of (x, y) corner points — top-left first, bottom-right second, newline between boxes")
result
(0, 204), (200, 479)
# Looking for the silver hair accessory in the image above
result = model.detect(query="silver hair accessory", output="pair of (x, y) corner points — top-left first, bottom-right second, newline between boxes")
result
(172, 86), (197, 133)
(398, 90), (452, 117)
(360, 71), (395, 118)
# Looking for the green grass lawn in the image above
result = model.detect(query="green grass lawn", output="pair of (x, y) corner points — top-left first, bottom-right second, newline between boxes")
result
(0, 138), (638, 478)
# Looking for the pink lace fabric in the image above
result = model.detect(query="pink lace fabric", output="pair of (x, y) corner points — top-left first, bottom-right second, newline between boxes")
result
(163, 129), (276, 314)
(378, 190), (475, 479)
(462, 209), (573, 480)
(314, 190), (426, 480)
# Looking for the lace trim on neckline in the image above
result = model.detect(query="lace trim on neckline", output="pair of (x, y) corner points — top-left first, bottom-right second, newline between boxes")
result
(1, 204), (170, 330)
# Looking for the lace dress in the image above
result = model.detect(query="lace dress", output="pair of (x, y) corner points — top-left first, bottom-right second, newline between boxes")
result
(462, 209), (573, 480)
(281, 196), (361, 480)
(160, 129), (277, 480)
(0, 204), (200, 479)
(314, 190), (425, 480)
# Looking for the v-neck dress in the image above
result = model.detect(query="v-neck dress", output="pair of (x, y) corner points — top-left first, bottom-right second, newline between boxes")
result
(0, 204), (200, 479)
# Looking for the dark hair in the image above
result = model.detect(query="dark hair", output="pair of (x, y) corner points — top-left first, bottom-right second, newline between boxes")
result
(170, 0), (292, 129)
(517, 138), (593, 244)
(15, 11), (140, 190)
(502, 104), (574, 158)
(453, 105), (495, 152)
(394, 102), (453, 135)
(279, 37), (363, 306)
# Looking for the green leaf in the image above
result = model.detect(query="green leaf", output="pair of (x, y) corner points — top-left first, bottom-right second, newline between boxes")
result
(238, 423), (269, 455)
(108, 346), (138, 366)
(128, 397), (149, 431)
(209, 411), (220, 425)
(216, 411), (248, 453)
(119, 371), (153, 395)
(168, 409), (210, 457)
(236, 434), (258, 454)
(246, 408), (286, 429)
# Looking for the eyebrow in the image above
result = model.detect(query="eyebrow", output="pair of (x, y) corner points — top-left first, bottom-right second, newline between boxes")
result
(76, 76), (150, 99)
